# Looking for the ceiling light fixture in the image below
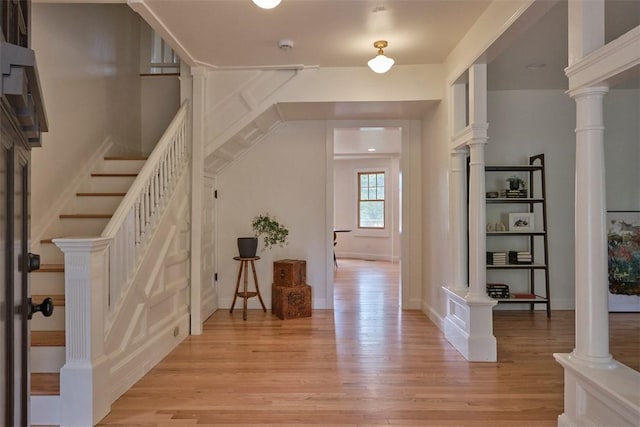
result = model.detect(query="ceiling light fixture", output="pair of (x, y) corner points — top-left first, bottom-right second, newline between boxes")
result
(367, 40), (394, 74)
(367, 148), (377, 152)
(252, 0), (281, 9)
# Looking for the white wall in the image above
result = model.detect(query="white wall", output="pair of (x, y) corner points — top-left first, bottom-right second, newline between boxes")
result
(604, 89), (640, 211)
(333, 157), (400, 261)
(486, 89), (576, 309)
(486, 88), (639, 310)
(31, 3), (142, 232)
(141, 76), (180, 154)
(216, 121), (329, 309)
(421, 102), (449, 323)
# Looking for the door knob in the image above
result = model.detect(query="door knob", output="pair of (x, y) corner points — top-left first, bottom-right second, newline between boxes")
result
(27, 252), (40, 272)
(28, 297), (54, 320)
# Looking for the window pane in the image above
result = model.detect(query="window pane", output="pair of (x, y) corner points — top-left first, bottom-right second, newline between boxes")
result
(360, 201), (384, 228)
(357, 171), (385, 229)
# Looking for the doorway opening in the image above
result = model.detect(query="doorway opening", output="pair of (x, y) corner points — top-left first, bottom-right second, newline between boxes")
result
(330, 124), (403, 308)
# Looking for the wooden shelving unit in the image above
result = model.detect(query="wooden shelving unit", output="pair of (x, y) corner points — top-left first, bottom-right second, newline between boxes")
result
(483, 154), (551, 317)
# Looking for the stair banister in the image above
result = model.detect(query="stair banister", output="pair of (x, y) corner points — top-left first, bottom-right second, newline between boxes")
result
(53, 101), (190, 426)
(102, 100), (189, 311)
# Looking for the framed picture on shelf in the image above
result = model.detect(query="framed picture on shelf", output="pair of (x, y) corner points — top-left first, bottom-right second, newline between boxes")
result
(508, 212), (534, 232)
(607, 211), (640, 312)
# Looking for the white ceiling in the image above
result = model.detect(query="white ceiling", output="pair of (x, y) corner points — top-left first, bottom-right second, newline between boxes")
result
(488, 0), (640, 91)
(44, 0), (637, 156)
(334, 127), (402, 156)
(136, 0), (492, 69)
(130, 0), (637, 87)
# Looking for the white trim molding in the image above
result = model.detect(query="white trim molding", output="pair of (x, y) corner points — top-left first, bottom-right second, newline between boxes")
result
(566, 25), (640, 94)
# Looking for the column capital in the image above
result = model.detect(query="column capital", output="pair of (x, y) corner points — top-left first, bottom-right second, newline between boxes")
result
(451, 123), (489, 148)
(450, 147), (469, 157)
(467, 137), (488, 148)
(567, 85), (609, 99)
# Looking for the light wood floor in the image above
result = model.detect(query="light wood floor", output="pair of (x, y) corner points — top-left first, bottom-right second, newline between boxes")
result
(98, 259), (639, 426)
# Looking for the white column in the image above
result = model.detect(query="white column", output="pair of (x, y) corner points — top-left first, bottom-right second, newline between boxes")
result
(571, 86), (612, 365)
(449, 148), (468, 291)
(567, 0), (604, 67)
(467, 138), (488, 299)
(54, 237), (112, 427)
(190, 67), (206, 334)
(443, 126), (496, 362)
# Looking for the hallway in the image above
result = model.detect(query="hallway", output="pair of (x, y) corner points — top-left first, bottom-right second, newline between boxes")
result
(97, 259), (638, 426)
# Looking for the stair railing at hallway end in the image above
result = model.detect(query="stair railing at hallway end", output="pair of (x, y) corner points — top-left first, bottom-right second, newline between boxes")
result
(102, 100), (189, 313)
(52, 100), (190, 426)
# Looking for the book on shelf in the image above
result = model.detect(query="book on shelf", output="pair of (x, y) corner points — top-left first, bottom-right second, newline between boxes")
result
(486, 251), (507, 265)
(499, 189), (528, 198)
(486, 283), (510, 298)
(508, 251), (532, 264)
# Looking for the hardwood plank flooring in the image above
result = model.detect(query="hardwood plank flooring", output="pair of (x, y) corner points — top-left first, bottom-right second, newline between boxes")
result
(97, 259), (639, 426)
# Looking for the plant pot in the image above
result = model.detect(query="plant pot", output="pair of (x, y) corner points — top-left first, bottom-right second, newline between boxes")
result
(237, 237), (258, 258)
(509, 182), (520, 190)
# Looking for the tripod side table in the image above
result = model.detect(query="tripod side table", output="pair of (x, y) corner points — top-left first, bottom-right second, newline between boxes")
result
(230, 256), (267, 320)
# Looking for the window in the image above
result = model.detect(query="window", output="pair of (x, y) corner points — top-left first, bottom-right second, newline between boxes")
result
(150, 30), (179, 74)
(358, 171), (385, 229)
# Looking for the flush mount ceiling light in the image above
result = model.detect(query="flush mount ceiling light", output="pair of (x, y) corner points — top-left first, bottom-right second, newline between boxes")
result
(367, 40), (394, 74)
(252, 0), (281, 9)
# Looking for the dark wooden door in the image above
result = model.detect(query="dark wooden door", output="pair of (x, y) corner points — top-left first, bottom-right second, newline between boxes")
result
(1, 101), (31, 427)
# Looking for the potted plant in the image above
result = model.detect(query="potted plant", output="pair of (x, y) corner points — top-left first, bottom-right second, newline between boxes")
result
(506, 175), (524, 191)
(237, 213), (289, 258)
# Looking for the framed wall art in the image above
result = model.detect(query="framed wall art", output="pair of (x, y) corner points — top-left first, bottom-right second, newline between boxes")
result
(508, 212), (534, 232)
(607, 211), (640, 312)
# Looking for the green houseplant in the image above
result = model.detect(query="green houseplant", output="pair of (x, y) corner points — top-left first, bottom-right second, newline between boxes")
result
(506, 175), (525, 191)
(252, 214), (289, 250)
(237, 213), (289, 258)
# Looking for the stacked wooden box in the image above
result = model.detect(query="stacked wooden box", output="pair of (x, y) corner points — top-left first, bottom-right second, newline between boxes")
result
(272, 259), (312, 320)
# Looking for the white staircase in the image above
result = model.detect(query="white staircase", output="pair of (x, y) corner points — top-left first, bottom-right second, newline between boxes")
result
(30, 102), (191, 426)
(30, 156), (145, 419)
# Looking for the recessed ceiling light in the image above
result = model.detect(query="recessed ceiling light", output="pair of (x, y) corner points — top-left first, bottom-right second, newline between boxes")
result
(526, 62), (546, 70)
(252, 0), (281, 9)
(367, 148), (376, 152)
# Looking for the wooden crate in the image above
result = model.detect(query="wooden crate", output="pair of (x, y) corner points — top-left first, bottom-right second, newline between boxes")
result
(273, 259), (306, 287)
(272, 283), (311, 320)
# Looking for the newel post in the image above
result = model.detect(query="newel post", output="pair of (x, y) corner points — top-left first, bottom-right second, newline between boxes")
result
(53, 237), (112, 426)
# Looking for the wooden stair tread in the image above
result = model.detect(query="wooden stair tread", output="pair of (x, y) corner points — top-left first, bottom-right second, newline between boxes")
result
(31, 331), (65, 347)
(37, 264), (64, 273)
(31, 373), (60, 396)
(32, 294), (65, 307)
(59, 213), (112, 219)
(104, 156), (147, 161)
(76, 192), (126, 197)
(91, 172), (137, 177)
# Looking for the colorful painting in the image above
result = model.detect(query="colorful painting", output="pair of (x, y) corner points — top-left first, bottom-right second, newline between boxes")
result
(607, 211), (640, 312)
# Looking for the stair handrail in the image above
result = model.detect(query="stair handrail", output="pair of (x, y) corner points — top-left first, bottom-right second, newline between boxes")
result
(101, 100), (189, 310)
